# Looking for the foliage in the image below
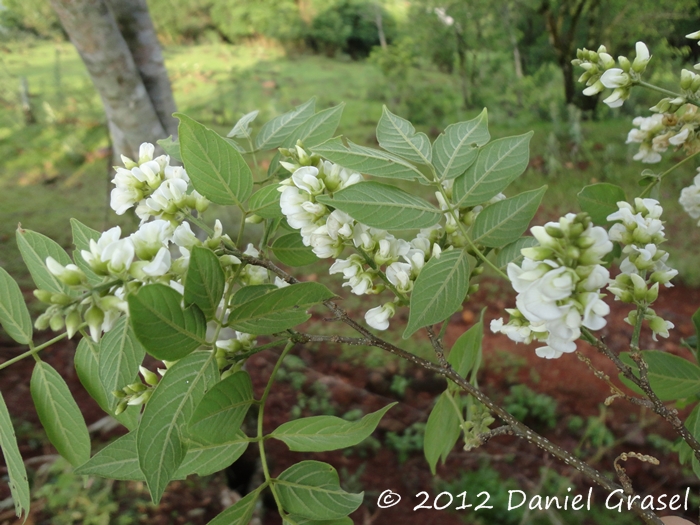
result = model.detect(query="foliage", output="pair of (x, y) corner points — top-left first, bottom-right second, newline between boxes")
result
(8, 26), (700, 523)
(503, 385), (558, 430)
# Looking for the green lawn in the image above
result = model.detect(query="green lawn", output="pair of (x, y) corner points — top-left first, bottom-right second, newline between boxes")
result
(2, 40), (700, 287)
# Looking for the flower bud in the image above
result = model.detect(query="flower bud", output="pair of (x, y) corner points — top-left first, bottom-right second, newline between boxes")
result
(220, 254), (242, 266)
(34, 312), (51, 330)
(115, 399), (129, 415)
(544, 224), (564, 238)
(687, 30), (700, 40)
(128, 382), (147, 393)
(629, 273), (648, 302)
(112, 389), (127, 399)
(649, 98), (671, 113)
(65, 309), (82, 339)
(85, 305), (105, 342)
(245, 214), (264, 224)
(195, 195), (210, 213)
(33, 289), (54, 303)
(49, 313), (65, 332)
(691, 75), (700, 93)
(599, 52), (615, 69)
(648, 315), (672, 340)
(681, 69), (695, 90)
(139, 366), (160, 387)
(50, 293), (73, 306)
(618, 56), (631, 73)
(645, 282), (659, 303)
(632, 42), (650, 73)
(127, 389), (152, 406)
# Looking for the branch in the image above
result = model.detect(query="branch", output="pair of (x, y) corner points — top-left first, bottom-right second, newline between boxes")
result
(238, 252), (664, 525)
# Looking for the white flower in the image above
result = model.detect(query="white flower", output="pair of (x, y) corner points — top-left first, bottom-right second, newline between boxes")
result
(579, 292), (610, 330)
(600, 69), (630, 89)
(365, 302), (396, 330)
(329, 255), (364, 279)
(307, 225), (342, 259)
(632, 144), (662, 163)
(603, 87), (629, 108)
(343, 272), (375, 295)
(142, 246), (171, 277)
(632, 41), (651, 71)
(144, 178), (188, 217)
(172, 222), (199, 248)
(680, 174), (700, 221)
(326, 210), (355, 240)
(131, 219), (173, 260)
(101, 238), (135, 274)
(81, 227), (131, 275)
(386, 261), (413, 293)
(110, 184), (142, 215)
(138, 143), (155, 164)
(375, 236), (410, 266)
(274, 276), (290, 288)
(292, 166), (325, 194)
(668, 127), (690, 146)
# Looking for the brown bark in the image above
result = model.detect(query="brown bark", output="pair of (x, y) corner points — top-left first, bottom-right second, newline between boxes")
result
(48, 0), (172, 163)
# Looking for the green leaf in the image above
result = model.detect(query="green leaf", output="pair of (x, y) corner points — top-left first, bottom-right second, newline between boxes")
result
(255, 98), (316, 151)
(157, 135), (183, 163)
(128, 283), (206, 361)
(176, 113), (253, 207)
(0, 267), (32, 345)
(75, 432), (144, 480)
(99, 316), (146, 411)
(316, 181), (441, 230)
(693, 306), (700, 363)
(453, 132), (533, 207)
(249, 184), (283, 219)
(31, 361), (90, 467)
(275, 460), (363, 520)
(76, 430), (249, 480)
(471, 187), (547, 248)
(284, 103), (345, 148)
(176, 433), (249, 477)
(207, 488), (260, 525)
(227, 110), (259, 140)
(228, 282), (335, 334)
(619, 351), (700, 401)
(577, 183), (626, 225)
(137, 351), (218, 503)
(376, 106), (431, 165)
(433, 108), (490, 180)
(311, 137), (424, 181)
(448, 312), (484, 378)
(75, 337), (138, 430)
(496, 237), (538, 270)
(424, 392), (461, 475)
(69, 219), (102, 286)
(0, 389), (30, 522)
(404, 249), (470, 338)
(272, 403), (396, 452)
(184, 246), (225, 320)
(676, 404), (700, 470)
(229, 284), (278, 309)
(272, 234), (318, 267)
(188, 372), (253, 445)
(16, 227), (74, 295)
(69, 218), (100, 252)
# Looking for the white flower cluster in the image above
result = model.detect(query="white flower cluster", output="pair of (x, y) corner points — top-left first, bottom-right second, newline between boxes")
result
(679, 169), (700, 224)
(491, 213), (613, 359)
(111, 142), (209, 222)
(606, 199), (676, 340)
(36, 218), (237, 342)
(278, 152), (451, 332)
(626, 106), (700, 164)
(575, 42), (651, 109)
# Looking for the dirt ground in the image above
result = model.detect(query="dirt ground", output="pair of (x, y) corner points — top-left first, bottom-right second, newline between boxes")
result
(2, 278), (700, 525)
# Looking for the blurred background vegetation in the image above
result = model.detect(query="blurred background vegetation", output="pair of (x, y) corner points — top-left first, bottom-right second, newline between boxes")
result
(3, 0), (700, 285)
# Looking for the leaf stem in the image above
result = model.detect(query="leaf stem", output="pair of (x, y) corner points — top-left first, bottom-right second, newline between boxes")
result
(639, 148), (700, 198)
(257, 340), (294, 514)
(0, 331), (73, 371)
(637, 81), (684, 99)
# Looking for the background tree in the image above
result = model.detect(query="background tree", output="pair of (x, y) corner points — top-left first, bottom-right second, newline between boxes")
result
(48, 0), (177, 163)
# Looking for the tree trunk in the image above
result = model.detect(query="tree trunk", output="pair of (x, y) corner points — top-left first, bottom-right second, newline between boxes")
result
(105, 0), (178, 137)
(373, 1), (387, 50)
(48, 0), (174, 164)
